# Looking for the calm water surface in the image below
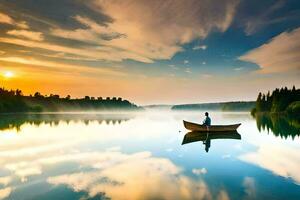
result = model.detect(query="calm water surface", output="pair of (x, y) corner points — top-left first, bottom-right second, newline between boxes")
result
(0, 111), (299, 200)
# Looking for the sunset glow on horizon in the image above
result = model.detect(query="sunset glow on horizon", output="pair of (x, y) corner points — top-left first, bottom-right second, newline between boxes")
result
(0, 0), (299, 104)
(3, 71), (14, 78)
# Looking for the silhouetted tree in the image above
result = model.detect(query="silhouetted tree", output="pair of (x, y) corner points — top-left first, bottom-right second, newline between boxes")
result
(0, 87), (140, 113)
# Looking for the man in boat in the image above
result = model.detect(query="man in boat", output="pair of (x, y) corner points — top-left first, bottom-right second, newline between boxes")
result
(202, 112), (211, 126)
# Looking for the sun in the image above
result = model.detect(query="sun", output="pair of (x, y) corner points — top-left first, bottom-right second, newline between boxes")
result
(3, 71), (14, 78)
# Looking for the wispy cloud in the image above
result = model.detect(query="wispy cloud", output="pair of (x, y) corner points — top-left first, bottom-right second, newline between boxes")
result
(184, 60), (189, 64)
(0, 187), (11, 199)
(201, 74), (213, 78)
(0, 12), (28, 29)
(7, 30), (44, 41)
(234, 67), (243, 71)
(0, 176), (12, 186)
(193, 45), (207, 50)
(0, 56), (126, 77)
(47, 0), (239, 63)
(192, 168), (207, 175)
(239, 27), (300, 73)
(47, 151), (212, 200)
(243, 177), (256, 199)
(185, 68), (192, 73)
(217, 190), (230, 200)
(240, 0), (292, 35)
(169, 65), (179, 70)
(239, 141), (300, 185)
(0, 37), (132, 62)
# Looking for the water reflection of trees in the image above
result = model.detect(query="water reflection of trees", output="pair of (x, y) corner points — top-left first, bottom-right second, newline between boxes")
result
(255, 114), (300, 139)
(0, 113), (134, 131)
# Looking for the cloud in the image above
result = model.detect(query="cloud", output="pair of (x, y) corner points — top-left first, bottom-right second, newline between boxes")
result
(169, 64), (179, 70)
(239, 142), (300, 185)
(0, 12), (28, 29)
(0, 56), (126, 77)
(184, 60), (189, 64)
(0, 35), (156, 63)
(241, 0), (288, 35)
(193, 45), (207, 50)
(217, 190), (230, 200)
(192, 168), (207, 175)
(5, 164), (42, 179)
(48, 0), (239, 63)
(0, 37), (136, 62)
(243, 177), (256, 200)
(0, 12), (13, 24)
(239, 27), (300, 73)
(7, 30), (44, 41)
(234, 67), (243, 71)
(185, 68), (192, 73)
(0, 176), (12, 186)
(0, 117), (218, 200)
(0, 187), (11, 199)
(48, 151), (212, 200)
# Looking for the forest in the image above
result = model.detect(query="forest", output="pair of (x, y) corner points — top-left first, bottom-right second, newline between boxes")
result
(0, 87), (141, 113)
(252, 86), (300, 116)
(171, 101), (255, 111)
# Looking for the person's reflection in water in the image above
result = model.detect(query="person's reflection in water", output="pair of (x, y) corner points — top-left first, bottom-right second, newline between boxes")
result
(202, 133), (211, 152)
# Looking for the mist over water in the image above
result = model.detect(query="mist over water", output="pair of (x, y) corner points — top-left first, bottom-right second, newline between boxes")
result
(0, 111), (299, 200)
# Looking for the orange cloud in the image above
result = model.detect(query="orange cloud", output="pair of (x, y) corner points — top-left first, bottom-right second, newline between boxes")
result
(0, 56), (126, 77)
(7, 30), (44, 41)
(239, 27), (300, 73)
(0, 12), (28, 29)
(50, 0), (239, 63)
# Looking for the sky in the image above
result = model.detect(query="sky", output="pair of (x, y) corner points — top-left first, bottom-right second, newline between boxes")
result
(0, 0), (299, 105)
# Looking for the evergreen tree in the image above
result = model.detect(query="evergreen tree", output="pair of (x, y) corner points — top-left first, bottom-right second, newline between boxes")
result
(254, 86), (300, 114)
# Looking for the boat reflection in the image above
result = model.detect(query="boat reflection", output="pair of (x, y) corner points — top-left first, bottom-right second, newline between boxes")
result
(182, 131), (241, 152)
(0, 113), (134, 131)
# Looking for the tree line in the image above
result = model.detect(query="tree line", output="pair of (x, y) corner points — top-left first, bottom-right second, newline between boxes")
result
(252, 86), (300, 116)
(171, 101), (255, 111)
(0, 87), (141, 113)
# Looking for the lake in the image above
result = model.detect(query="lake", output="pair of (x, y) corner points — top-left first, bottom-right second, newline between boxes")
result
(0, 111), (299, 200)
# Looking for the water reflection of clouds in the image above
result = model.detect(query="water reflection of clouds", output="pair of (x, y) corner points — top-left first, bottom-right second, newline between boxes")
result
(0, 120), (231, 200)
(0, 187), (11, 199)
(0, 111), (299, 199)
(243, 177), (256, 200)
(192, 168), (207, 175)
(240, 141), (300, 185)
(48, 151), (212, 200)
(1, 146), (215, 199)
(239, 122), (300, 185)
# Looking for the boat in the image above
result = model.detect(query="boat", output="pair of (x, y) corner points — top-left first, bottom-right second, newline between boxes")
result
(183, 120), (241, 132)
(182, 131), (241, 145)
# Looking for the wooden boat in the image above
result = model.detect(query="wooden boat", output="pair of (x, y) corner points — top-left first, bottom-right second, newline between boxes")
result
(183, 120), (241, 132)
(182, 131), (241, 145)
